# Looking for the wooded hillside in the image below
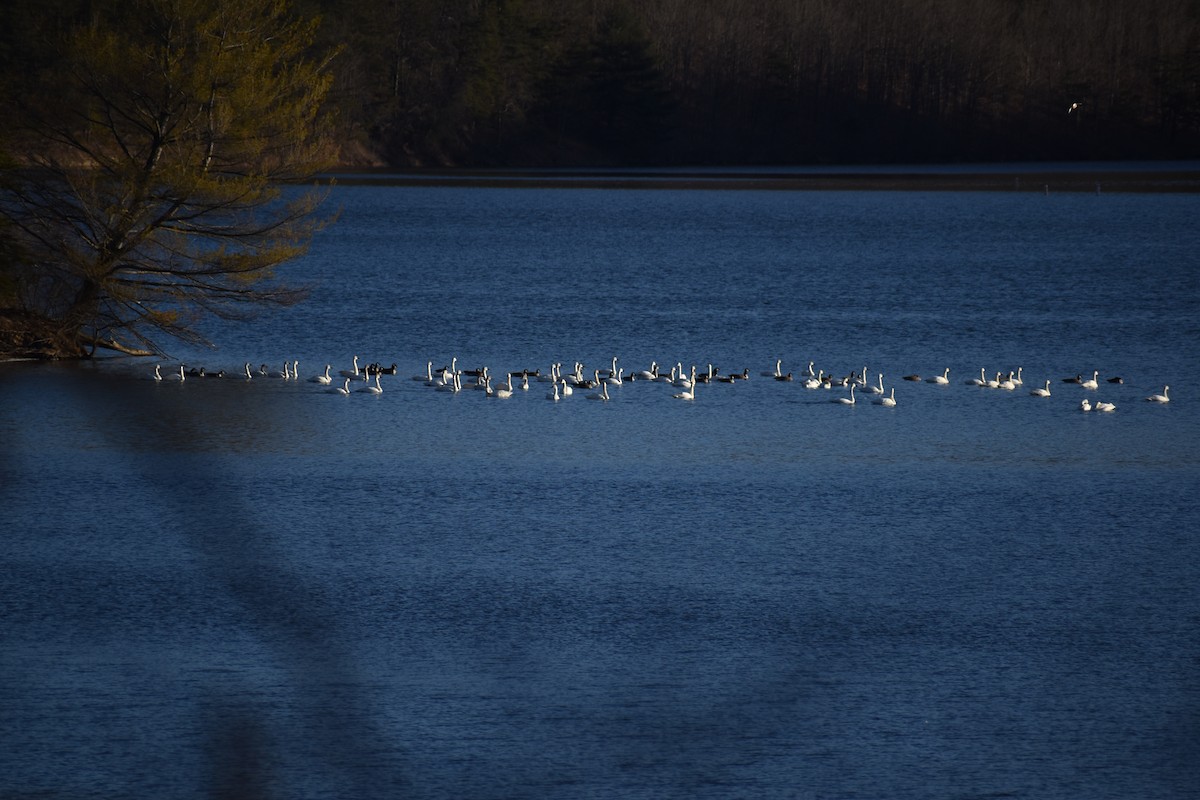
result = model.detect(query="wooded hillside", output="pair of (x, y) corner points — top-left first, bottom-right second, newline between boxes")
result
(6, 0), (1199, 167)
(312, 0), (1199, 166)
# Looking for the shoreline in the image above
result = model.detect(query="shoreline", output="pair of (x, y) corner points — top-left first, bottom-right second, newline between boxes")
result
(321, 167), (1200, 193)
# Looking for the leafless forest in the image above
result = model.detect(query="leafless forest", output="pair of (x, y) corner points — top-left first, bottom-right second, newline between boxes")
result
(316, 0), (1199, 165)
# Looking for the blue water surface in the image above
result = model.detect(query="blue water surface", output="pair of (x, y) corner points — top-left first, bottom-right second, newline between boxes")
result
(2, 181), (1199, 800)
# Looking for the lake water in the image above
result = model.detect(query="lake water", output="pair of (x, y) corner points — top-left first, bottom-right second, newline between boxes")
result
(3, 180), (1199, 800)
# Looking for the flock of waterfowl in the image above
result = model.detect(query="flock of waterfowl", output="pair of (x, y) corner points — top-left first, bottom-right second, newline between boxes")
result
(152, 358), (398, 396)
(152, 355), (1172, 411)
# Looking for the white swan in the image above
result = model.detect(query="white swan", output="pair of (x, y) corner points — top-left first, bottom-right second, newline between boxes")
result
(874, 387), (896, 406)
(413, 361), (433, 381)
(559, 379), (573, 397)
(244, 362), (253, 380)
(170, 365), (185, 382)
(639, 361), (658, 380)
(1080, 399), (1092, 412)
(358, 373), (383, 394)
(434, 356), (458, 381)
(1080, 370), (1099, 390)
(339, 355), (360, 380)
(1012, 367), (1023, 386)
(586, 381), (610, 401)
(863, 373), (884, 394)
(836, 384), (856, 405)
(761, 359), (782, 378)
(331, 378), (351, 395)
(547, 381), (560, 401)
(967, 367), (986, 386)
(1030, 380), (1051, 397)
(489, 375), (513, 399)
(999, 372), (1016, 390)
(806, 361), (816, 377)
(672, 385), (695, 400)
(310, 364), (332, 384)
(927, 367), (950, 384)
(153, 364), (163, 381)
(673, 370), (697, 400)
(804, 370), (824, 389)
(1095, 400), (1116, 412)
(1146, 385), (1170, 403)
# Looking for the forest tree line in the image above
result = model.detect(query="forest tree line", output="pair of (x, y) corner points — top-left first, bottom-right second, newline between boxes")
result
(5, 0), (1200, 168)
(311, 0), (1200, 166)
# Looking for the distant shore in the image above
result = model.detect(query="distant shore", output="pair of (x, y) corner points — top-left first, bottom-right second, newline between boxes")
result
(322, 166), (1200, 193)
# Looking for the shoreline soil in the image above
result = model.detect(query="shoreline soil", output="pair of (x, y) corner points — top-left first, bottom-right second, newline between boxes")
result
(323, 168), (1200, 192)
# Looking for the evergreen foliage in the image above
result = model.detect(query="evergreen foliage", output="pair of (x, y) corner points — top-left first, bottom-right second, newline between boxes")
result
(0, 0), (337, 357)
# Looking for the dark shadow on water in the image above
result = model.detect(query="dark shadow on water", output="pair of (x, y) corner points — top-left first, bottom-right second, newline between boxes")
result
(203, 705), (273, 800)
(68, 365), (412, 799)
